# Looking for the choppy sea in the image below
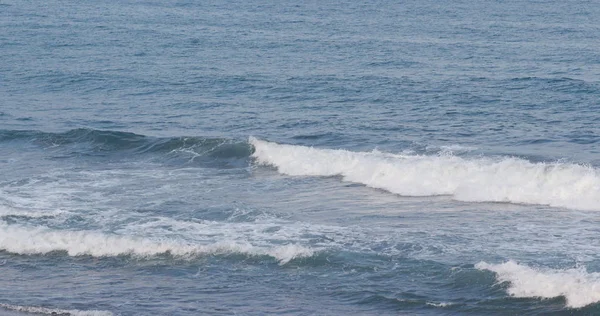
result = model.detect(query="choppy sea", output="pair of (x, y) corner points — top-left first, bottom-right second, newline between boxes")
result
(2, 0), (600, 315)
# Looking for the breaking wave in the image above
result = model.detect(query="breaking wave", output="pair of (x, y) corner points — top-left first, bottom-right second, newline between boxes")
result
(476, 261), (600, 308)
(0, 303), (113, 316)
(250, 137), (600, 211)
(0, 224), (314, 265)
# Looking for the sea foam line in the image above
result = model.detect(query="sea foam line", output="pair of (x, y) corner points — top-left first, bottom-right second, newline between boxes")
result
(476, 260), (600, 308)
(0, 303), (113, 316)
(0, 206), (68, 219)
(0, 224), (313, 265)
(250, 137), (600, 211)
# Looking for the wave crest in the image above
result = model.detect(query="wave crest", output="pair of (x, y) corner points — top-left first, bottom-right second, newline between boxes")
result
(0, 224), (314, 265)
(0, 303), (113, 316)
(250, 137), (600, 211)
(0, 128), (252, 161)
(477, 260), (600, 308)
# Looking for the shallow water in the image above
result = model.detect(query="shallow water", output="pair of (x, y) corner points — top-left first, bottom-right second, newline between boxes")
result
(2, 0), (600, 315)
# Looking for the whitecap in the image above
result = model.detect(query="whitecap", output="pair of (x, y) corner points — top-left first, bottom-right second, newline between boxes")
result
(0, 223), (314, 265)
(0, 303), (113, 316)
(251, 137), (600, 211)
(476, 260), (600, 308)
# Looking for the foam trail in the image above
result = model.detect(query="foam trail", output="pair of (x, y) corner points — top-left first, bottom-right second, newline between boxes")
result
(0, 303), (113, 316)
(476, 261), (600, 308)
(426, 302), (453, 307)
(250, 137), (600, 211)
(0, 206), (67, 219)
(0, 224), (313, 264)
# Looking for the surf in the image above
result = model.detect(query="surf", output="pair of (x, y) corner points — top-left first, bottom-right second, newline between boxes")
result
(250, 137), (600, 211)
(0, 223), (313, 265)
(477, 260), (600, 308)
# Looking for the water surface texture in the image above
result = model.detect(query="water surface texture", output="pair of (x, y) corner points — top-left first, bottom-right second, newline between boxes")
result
(2, 0), (600, 315)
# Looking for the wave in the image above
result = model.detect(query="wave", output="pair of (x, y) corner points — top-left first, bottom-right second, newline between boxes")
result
(476, 261), (600, 308)
(250, 137), (600, 211)
(0, 206), (67, 219)
(0, 224), (313, 265)
(425, 302), (454, 308)
(0, 128), (252, 161)
(0, 129), (143, 148)
(506, 76), (599, 94)
(0, 303), (113, 316)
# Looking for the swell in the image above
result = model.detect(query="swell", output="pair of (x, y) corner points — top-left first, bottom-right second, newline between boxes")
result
(0, 128), (252, 161)
(0, 223), (314, 265)
(250, 137), (600, 211)
(506, 76), (600, 94)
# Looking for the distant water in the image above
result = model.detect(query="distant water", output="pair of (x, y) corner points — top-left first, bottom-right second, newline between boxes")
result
(2, 0), (600, 315)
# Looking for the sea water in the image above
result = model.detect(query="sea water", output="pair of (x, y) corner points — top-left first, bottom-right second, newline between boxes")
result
(1, 0), (600, 315)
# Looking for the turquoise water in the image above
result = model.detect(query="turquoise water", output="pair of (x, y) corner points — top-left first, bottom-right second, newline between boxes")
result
(1, 0), (600, 315)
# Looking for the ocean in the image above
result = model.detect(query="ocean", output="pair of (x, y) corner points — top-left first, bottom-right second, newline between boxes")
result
(1, 0), (600, 315)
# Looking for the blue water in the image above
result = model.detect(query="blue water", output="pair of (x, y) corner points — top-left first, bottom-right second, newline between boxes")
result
(2, 0), (600, 315)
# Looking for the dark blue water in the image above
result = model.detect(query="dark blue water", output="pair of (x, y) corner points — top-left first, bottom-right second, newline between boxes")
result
(2, 0), (600, 315)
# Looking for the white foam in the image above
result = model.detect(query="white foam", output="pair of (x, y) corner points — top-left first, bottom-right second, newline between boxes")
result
(250, 137), (600, 211)
(0, 303), (113, 316)
(0, 205), (68, 219)
(476, 260), (600, 308)
(0, 224), (314, 265)
(429, 144), (478, 154)
(268, 243), (314, 264)
(426, 302), (453, 307)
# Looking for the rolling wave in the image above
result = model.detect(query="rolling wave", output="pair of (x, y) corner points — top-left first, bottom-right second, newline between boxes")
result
(0, 128), (252, 162)
(250, 137), (600, 211)
(0, 303), (113, 316)
(0, 224), (314, 265)
(477, 261), (600, 308)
